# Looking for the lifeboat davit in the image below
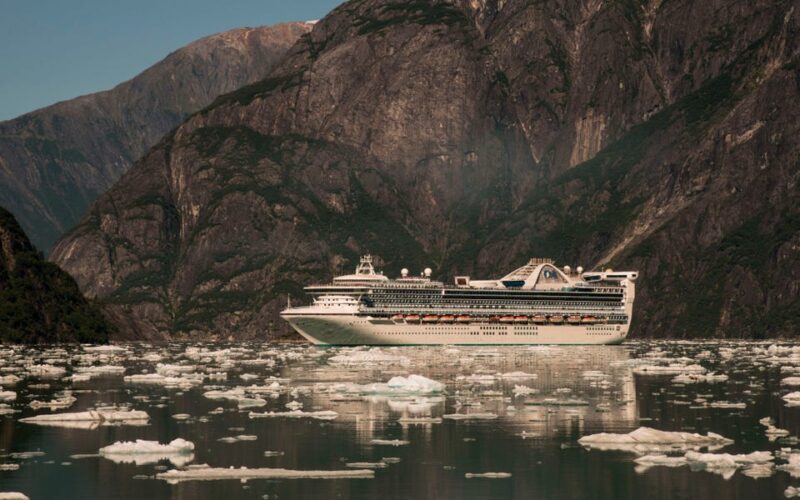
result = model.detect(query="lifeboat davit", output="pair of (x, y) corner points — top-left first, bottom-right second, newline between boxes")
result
(440, 315), (455, 323)
(548, 315), (564, 324)
(514, 315), (529, 323)
(532, 315), (547, 324)
(456, 315), (471, 323)
(405, 314), (421, 323)
(422, 315), (439, 323)
(567, 315), (582, 324)
(499, 316), (515, 323)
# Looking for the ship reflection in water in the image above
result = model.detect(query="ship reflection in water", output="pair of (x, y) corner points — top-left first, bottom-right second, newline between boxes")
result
(0, 341), (795, 499)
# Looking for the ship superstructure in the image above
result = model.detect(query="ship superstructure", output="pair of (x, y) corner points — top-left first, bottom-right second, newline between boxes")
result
(281, 255), (637, 345)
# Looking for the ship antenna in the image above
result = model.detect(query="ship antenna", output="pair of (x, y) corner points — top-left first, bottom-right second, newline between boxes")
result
(287, 294), (292, 308)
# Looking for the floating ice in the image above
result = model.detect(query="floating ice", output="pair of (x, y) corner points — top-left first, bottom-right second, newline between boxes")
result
(346, 462), (389, 469)
(633, 364), (706, 376)
(465, 472), (512, 478)
(370, 439), (409, 446)
(26, 364), (66, 378)
(0, 375), (20, 385)
(29, 393), (76, 410)
(512, 385), (538, 397)
(83, 345), (126, 353)
(634, 454), (688, 467)
(19, 408), (149, 428)
(708, 401), (746, 409)
(784, 392), (800, 407)
(443, 413), (498, 420)
(328, 349), (410, 367)
(579, 427), (733, 452)
(248, 410), (338, 420)
(100, 438), (195, 466)
(156, 465), (374, 482)
(672, 373), (728, 384)
(360, 375), (444, 396)
(498, 371), (537, 380)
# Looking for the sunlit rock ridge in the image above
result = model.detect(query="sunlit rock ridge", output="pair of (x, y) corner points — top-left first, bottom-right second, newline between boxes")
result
(52, 0), (800, 340)
(0, 22), (312, 251)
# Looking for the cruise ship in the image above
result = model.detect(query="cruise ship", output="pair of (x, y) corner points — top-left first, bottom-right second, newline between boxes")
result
(281, 255), (637, 345)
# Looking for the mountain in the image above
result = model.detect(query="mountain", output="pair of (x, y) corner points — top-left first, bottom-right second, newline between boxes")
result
(0, 206), (110, 343)
(52, 0), (800, 340)
(0, 22), (312, 252)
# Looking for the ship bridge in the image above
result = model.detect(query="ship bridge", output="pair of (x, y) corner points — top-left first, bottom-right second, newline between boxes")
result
(331, 255), (389, 285)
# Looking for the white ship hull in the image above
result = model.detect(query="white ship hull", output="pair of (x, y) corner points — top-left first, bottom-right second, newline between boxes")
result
(283, 314), (628, 345)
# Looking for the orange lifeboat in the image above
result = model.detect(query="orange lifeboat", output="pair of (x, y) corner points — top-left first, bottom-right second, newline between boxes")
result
(532, 315), (547, 324)
(499, 316), (515, 324)
(581, 316), (596, 324)
(548, 315), (564, 324)
(390, 314), (405, 322)
(422, 315), (439, 323)
(514, 315), (528, 323)
(405, 314), (421, 323)
(456, 315), (471, 323)
(567, 315), (582, 324)
(489, 316), (500, 323)
(440, 315), (455, 323)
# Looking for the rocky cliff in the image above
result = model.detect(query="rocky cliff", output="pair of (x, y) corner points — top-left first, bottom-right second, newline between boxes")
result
(0, 207), (110, 343)
(52, 0), (800, 340)
(0, 22), (311, 251)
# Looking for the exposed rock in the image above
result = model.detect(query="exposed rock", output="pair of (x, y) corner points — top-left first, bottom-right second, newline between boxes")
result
(53, 0), (800, 339)
(0, 22), (312, 251)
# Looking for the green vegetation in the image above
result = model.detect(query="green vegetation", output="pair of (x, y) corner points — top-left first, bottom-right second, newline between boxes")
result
(0, 207), (111, 344)
(354, 1), (468, 36)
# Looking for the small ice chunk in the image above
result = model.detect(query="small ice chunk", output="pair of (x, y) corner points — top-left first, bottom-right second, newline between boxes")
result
(0, 375), (21, 385)
(634, 454), (688, 467)
(156, 465), (374, 482)
(465, 472), (512, 478)
(498, 371), (537, 380)
(784, 392), (800, 407)
(512, 385), (538, 397)
(370, 439), (409, 446)
(248, 410), (338, 420)
(443, 413), (498, 420)
(633, 364), (706, 376)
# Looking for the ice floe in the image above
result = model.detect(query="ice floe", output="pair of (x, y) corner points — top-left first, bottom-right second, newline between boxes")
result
(19, 408), (149, 428)
(579, 427), (733, 452)
(465, 472), (512, 478)
(156, 465), (374, 482)
(248, 410), (338, 420)
(100, 438), (194, 466)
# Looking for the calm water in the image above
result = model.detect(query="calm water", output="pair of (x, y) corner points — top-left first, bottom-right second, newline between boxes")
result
(0, 341), (798, 499)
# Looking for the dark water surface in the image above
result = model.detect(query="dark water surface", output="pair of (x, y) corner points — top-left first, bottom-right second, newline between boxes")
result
(0, 341), (798, 499)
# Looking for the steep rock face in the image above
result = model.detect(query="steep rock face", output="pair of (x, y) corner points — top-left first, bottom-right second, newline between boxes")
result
(0, 207), (110, 343)
(0, 22), (311, 251)
(53, 0), (800, 340)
